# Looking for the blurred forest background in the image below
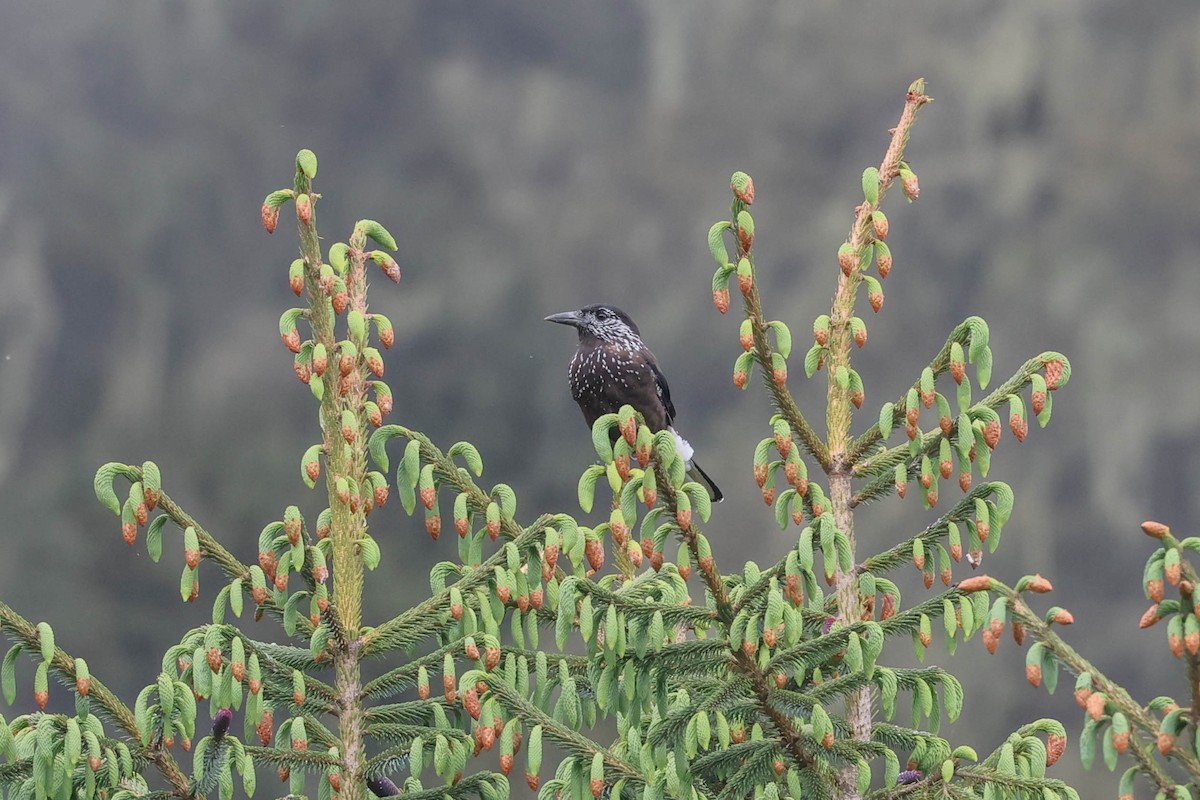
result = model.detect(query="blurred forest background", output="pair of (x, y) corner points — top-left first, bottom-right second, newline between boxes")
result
(1, 1), (1198, 795)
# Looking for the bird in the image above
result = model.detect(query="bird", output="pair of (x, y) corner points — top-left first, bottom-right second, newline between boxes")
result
(545, 304), (722, 502)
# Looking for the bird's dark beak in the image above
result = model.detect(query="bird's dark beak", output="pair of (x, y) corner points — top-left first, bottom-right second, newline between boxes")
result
(544, 310), (582, 327)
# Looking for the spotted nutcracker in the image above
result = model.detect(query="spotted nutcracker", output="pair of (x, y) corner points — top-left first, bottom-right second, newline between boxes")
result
(546, 304), (722, 502)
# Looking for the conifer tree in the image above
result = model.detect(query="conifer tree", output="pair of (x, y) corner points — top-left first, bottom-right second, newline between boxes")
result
(18, 80), (1186, 800)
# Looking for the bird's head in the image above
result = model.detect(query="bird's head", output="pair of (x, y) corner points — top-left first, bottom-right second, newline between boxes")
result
(544, 304), (642, 345)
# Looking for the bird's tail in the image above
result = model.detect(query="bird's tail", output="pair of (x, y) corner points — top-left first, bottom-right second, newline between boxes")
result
(670, 427), (723, 503)
(687, 459), (723, 503)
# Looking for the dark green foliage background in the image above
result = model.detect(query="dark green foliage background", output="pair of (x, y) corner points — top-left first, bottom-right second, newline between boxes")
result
(0, 2), (1196, 796)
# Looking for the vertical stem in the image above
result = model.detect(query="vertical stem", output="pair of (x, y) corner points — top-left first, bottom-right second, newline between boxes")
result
(826, 82), (930, 800)
(293, 171), (367, 800)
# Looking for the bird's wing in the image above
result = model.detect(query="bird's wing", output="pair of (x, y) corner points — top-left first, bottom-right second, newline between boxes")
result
(646, 357), (677, 426)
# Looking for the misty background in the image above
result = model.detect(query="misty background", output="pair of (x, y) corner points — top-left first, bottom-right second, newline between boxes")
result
(1, 2), (1198, 795)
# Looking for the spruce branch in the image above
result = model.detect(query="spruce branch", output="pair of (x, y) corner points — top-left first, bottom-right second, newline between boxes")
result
(480, 676), (650, 791)
(990, 576), (1200, 786)
(846, 316), (988, 465)
(858, 482), (1008, 576)
(0, 601), (193, 798)
(94, 463), (314, 638)
(360, 512), (555, 658)
(733, 246), (830, 472)
(852, 351), (1069, 506)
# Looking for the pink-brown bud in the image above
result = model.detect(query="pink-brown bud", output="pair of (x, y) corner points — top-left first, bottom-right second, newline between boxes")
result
(295, 194), (312, 225)
(869, 291), (884, 313)
(1141, 521), (1170, 539)
(957, 574), (992, 593)
(838, 247), (855, 277)
(1044, 359), (1066, 390)
(261, 203), (280, 234)
(376, 254), (401, 283)
(1010, 414), (1028, 442)
(872, 212), (889, 241)
(585, 538), (604, 572)
(983, 419), (1001, 449)
(876, 249), (892, 278)
(1046, 734), (1066, 766)
(737, 271), (753, 295)
(282, 329), (302, 353)
(1140, 605), (1161, 629)
(713, 288), (730, 314)
(332, 291), (348, 315)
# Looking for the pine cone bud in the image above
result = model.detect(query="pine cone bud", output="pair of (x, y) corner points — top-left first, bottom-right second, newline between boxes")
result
(365, 350), (385, 377)
(733, 370), (748, 389)
(838, 245), (856, 277)
(1157, 731), (1175, 755)
(485, 646), (501, 671)
(983, 419), (1001, 449)
(713, 287), (730, 314)
(1025, 662), (1041, 687)
(1031, 389), (1046, 415)
(295, 194), (312, 225)
(1046, 734), (1066, 766)
(585, 538), (604, 572)
(464, 687), (481, 719)
(375, 253), (401, 283)
(1141, 520), (1170, 539)
(614, 453), (630, 481)
(1010, 414), (1028, 442)
(1086, 692), (1107, 721)
(261, 203), (280, 234)
(1026, 574), (1052, 593)
(869, 290), (884, 313)
(257, 711), (274, 746)
(731, 172), (755, 204)
(627, 541), (643, 568)
(871, 210), (889, 241)
(332, 291), (348, 315)
(1044, 358), (1066, 390)
(876, 247), (892, 278)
